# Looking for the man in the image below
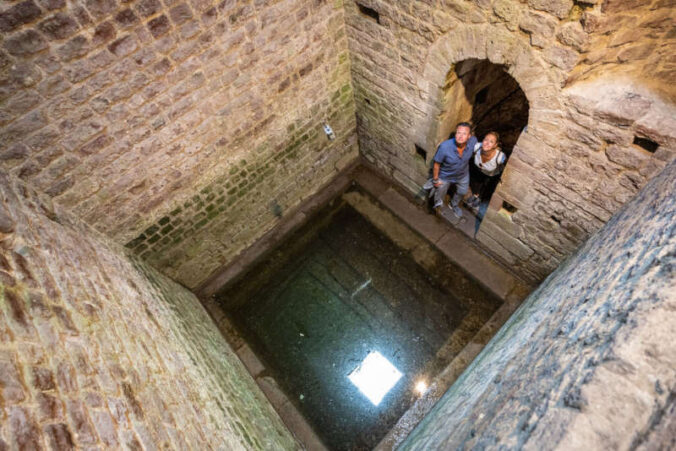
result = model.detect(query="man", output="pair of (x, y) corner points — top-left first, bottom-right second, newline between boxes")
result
(430, 122), (477, 218)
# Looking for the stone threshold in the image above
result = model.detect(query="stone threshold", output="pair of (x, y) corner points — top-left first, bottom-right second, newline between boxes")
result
(196, 160), (534, 451)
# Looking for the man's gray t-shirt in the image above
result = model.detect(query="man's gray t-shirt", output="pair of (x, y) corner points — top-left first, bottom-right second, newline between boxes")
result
(433, 136), (478, 181)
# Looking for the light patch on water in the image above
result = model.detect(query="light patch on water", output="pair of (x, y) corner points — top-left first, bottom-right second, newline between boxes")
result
(348, 351), (402, 406)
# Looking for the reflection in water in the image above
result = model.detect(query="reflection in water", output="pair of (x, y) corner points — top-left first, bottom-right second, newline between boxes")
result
(348, 351), (403, 406)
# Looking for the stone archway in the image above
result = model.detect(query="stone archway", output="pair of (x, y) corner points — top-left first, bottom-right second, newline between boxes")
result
(414, 24), (561, 157)
(408, 24), (675, 283)
(434, 58), (530, 217)
(436, 59), (529, 155)
(409, 24), (564, 280)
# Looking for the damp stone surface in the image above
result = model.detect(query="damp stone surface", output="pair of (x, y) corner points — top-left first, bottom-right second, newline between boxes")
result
(216, 188), (502, 450)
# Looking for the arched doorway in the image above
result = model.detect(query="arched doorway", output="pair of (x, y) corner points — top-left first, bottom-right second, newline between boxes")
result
(436, 59), (529, 220)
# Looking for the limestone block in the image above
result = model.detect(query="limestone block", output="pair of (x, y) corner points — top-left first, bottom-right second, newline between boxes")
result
(605, 145), (650, 170)
(482, 207), (522, 237)
(634, 108), (676, 148)
(3, 30), (48, 56)
(580, 11), (602, 33)
(0, 173), (298, 450)
(543, 45), (579, 71)
(617, 43), (657, 63)
(38, 12), (80, 40)
(602, 0), (646, 13)
(639, 9), (675, 29)
(608, 29), (639, 48)
(0, 1), (43, 32)
(486, 29), (520, 64)
(476, 230), (518, 265)
(495, 165), (539, 209)
(638, 157), (667, 179)
(598, 102), (652, 132)
(556, 21), (589, 52)
(519, 11), (557, 47)
(237, 344), (266, 378)
(477, 220), (534, 259)
(528, 0), (573, 19)
(493, 0), (522, 29)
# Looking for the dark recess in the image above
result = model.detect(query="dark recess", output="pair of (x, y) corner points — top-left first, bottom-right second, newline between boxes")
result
(415, 144), (427, 161)
(357, 3), (380, 24)
(574, 0), (595, 10)
(475, 87), (488, 104)
(633, 136), (659, 153)
(502, 201), (518, 214)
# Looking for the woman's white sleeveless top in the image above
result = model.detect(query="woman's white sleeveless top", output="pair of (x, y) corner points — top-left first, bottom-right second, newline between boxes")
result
(473, 143), (505, 177)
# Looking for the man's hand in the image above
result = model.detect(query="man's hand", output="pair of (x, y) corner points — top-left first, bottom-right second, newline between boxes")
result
(433, 179), (443, 188)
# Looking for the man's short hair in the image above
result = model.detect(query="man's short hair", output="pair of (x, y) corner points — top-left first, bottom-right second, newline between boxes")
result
(456, 122), (472, 130)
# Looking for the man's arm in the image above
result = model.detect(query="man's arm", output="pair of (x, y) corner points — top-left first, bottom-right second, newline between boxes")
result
(433, 162), (442, 187)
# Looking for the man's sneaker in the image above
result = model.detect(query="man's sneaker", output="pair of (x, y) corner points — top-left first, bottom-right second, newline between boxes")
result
(451, 204), (463, 218)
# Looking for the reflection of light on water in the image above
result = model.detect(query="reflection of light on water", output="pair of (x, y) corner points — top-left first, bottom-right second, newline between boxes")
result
(415, 380), (428, 395)
(348, 351), (402, 406)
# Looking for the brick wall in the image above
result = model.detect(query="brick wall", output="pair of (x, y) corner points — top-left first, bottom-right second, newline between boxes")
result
(0, 0), (358, 289)
(343, 0), (676, 282)
(401, 158), (676, 450)
(0, 170), (297, 449)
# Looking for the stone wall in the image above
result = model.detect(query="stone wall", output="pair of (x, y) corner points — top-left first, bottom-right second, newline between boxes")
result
(1, 0), (674, 288)
(0, 0), (358, 289)
(570, 0), (676, 101)
(0, 170), (297, 449)
(344, 0), (676, 282)
(401, 157), (676, 449)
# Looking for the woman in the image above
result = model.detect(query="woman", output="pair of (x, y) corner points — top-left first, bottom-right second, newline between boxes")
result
(467, 131), (506, 209)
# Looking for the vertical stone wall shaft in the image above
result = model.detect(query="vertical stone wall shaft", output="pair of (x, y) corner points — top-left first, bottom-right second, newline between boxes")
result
(0, 0), (358, 289)
(401, 159), (676, 449)
(0, 170), (297, 450)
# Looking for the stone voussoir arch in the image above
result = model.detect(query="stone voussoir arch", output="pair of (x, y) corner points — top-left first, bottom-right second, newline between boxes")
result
(414, 23), (562, 156)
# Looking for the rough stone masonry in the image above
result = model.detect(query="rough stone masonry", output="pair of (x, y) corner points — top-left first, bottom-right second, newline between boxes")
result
(402, 154), (676, 451)
(344, 0), (676, 282)
(0, 0), (358, 290)
(0, 172), (297, 448)
(0, 0), (674, 288)
(0, 0), (675, 449)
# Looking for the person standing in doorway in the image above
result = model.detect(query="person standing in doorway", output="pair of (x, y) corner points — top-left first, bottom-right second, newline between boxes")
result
(428, 122), (478, 218)
(467, 131), (506, 210)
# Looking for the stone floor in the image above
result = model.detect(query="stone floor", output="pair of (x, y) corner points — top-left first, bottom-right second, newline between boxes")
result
(435, 201), (482, 240)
